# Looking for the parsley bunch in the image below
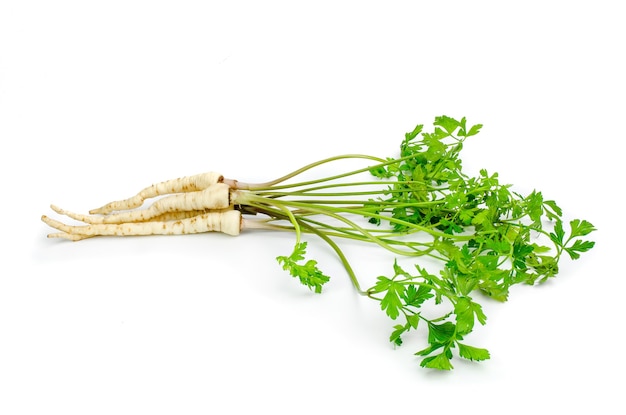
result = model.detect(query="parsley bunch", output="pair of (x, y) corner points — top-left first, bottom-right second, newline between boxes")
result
(237, 115), (596, 370)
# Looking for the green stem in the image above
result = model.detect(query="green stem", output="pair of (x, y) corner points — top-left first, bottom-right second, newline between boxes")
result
(246, 152), (433, 192)
(251, 196), (472, 241)
(299, 222), (366, 295)
(275, 204), (302, 245)
(238, 154), (387, 190)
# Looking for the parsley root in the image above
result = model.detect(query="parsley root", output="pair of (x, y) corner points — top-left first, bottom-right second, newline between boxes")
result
(42, 115), (596, 371)
(52, 183), (231, 224)
(89, 171), (224, 214)
(42, 209), (242, 239)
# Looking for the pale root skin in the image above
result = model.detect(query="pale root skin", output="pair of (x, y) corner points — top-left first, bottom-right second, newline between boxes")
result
(52, 183), (232, 224)
(89, 171), (224, 214)
(42, 172), (248, 240)
(139, 207), (234, 223)
(42, 210), (242, 239)
(51, 206), (234, 226)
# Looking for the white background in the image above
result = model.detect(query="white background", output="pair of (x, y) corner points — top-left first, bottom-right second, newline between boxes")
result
(1, 1), (623, 414)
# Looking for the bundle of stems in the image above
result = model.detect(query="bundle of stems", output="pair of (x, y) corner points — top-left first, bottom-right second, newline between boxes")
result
(42, 116), (596, 370)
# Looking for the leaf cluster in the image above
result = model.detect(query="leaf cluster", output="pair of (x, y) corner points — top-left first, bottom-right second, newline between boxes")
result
(276, 242), (330, 294)
(263, 115), (596, 371)
(363, 116), (596, 369)
(367, 261), (489, 369)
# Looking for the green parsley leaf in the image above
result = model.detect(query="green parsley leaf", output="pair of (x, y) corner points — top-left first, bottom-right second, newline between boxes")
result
(380, 281), (404, 320)
(390, 324), (407, 346)
(420, 351), (454, 370)
(427, 321), (456, 344)
(543, 199), (563, 221)
(455, 297), (487, 335)
(434, 115), (461, 135)
(569, 219), (596, 238)
(403, 284), (433, 307)
(276, 242), (330, 293)
(465, 123), (483, 137)
(457, 343), (490, 361)
(564, 239), (596, 260)
(549, 219), (565, 245)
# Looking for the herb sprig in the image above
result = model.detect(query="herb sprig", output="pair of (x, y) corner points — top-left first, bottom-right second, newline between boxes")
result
(241, 115), (595, 370)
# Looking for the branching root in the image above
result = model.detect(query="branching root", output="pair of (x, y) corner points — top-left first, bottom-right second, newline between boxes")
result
(42, 172), (244, 240)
